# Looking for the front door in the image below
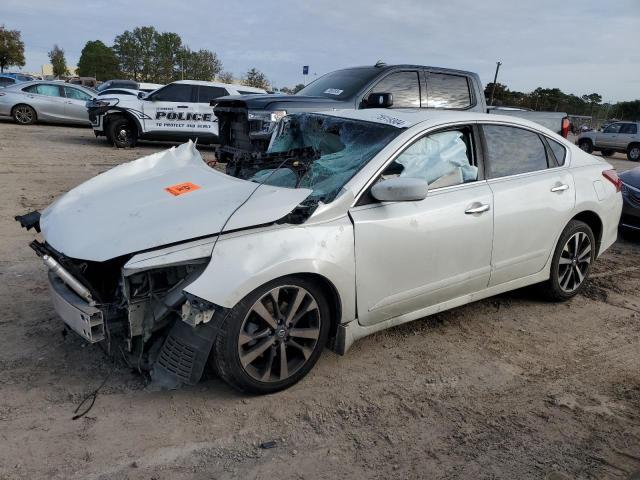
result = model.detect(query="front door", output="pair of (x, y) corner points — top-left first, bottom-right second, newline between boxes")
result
(62, 86), (92, 123)
(350, 126), (494, 326)
(142, 83), (197, 136)
(480, 124), (576, 286)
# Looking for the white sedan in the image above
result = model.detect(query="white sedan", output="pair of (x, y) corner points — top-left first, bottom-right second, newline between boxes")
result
(18, 109), (622, 394)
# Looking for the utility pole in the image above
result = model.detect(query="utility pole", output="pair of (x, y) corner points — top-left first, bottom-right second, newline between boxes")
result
(489, 61), (502, 106)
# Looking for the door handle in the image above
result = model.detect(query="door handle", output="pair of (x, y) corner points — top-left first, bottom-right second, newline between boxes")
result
(550, 184), (569, 192)
(177, 105), (188, 108)
(465, 203), (490, 214)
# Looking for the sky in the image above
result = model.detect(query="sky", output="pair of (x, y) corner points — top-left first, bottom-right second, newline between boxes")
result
(2, 0), (639, 102)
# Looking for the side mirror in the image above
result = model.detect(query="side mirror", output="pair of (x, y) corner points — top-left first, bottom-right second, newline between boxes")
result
(371, 177), (428, 202)
(366, 92), (393, 108)
(138, 91), (146, 99)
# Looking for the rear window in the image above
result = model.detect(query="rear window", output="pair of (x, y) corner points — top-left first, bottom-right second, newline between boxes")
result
(547, 138), (567, 166)
(198, 86), (228, 103)
(483, 125), (549, 178)
(23, 84), (61, 97)
(426, 73), (471, 109)
(0, 77), (15, 86)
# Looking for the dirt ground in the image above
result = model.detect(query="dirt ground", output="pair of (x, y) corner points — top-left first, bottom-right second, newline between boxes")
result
(1, 120), (639, 480)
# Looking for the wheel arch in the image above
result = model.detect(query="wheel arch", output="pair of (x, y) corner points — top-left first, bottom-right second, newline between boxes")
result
(104, 109), (143, 136)
(11, 103), (37, 122)
(570, 210), (603, 255)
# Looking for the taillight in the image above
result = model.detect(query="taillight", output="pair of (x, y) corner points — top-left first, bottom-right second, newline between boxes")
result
(602, 169), (622, 192)
(561, 117), (570, 138)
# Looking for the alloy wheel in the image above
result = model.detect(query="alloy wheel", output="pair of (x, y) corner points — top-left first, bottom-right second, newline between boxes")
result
(116, 127), (132, 144)
(14, 106), (34, 124)
(630, 147), (640, 160)
(558, 231), (592, 293)
(237, 285), (321, 383)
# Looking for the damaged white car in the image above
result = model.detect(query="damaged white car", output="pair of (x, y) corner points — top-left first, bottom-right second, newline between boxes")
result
(17, 109), (622, 394)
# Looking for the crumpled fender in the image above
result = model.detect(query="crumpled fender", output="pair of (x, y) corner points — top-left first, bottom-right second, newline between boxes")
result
(183, 216), (356, 325)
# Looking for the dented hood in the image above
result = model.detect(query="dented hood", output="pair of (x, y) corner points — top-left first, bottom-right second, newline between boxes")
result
(41, 142), (312, 262)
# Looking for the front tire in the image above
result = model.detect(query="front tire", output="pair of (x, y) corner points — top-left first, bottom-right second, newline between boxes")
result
(12, 104), (37, 125)
(540, 220), (596, 301)
(578, 139), (593, 153)
(210, 276), (330, 394)
(600, 149), (614, 157)
(107, 116), (137, 148)
(627, 144), (640, 162)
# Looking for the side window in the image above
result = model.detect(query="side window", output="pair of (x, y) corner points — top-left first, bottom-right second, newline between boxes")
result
(64, 86), (92, 101)
(483, 125), (549, 178)
(152, 84), (194, 102)
(198, 86), (228, 103)
(382, 127), (478, 189)
(32, 84), (62, 97)
(620, 123), (638, 134)
(604, 123), (623, 134)
(547, 138), (567, 166)
(369, 71), (420, 108)
(426, 73), (471, 109)
(0, 77), (15, 86)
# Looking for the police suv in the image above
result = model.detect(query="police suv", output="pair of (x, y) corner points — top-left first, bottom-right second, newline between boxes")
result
(87, 80), (267, 148)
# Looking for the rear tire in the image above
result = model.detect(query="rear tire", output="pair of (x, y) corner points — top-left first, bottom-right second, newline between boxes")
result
(12, 104), (36, 125)
(600, 149), (614, 157)
(210, 276), (330, 394)
(540, 220), (596, 302)
(107, 116), (137, 148)
(627, 144), (640, 162)
(578, 139), (593, 153)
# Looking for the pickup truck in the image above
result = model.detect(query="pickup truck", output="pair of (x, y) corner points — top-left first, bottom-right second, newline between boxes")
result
(576, 121), (640, 161)
(213, 63), (570, 160)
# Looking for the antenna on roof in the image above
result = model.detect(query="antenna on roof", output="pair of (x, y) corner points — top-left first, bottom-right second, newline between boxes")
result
(374, 60), (386, 68)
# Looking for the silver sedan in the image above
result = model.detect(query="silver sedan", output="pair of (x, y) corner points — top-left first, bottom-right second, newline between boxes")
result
(0, 81), (95, 125)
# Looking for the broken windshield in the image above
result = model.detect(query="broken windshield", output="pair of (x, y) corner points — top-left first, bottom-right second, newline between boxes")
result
(249, 113), (402, 204)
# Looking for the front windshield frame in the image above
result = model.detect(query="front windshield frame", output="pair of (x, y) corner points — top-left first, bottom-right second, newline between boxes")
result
(248, 113), (404, 204)
(296, 67), (381, 100)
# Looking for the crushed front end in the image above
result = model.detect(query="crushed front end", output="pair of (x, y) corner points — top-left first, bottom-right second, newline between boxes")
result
(21, 230), (216, 389)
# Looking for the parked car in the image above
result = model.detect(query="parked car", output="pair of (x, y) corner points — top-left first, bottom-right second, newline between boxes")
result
(214, 63), (570, 163)
(0, 81), (95, 125)
(620, 166), (640, 235)
(67, 76), (97, 89)
(86, 80), (267, 147)
(0, 74), (21, 88)
(97, 88), (141, 97)
(2, 72), (38, 82)
(95, 79), (138, 92)
(16, 109), (621, 394)
(138, 82), (164, 93)
(577, 121), (640, 161)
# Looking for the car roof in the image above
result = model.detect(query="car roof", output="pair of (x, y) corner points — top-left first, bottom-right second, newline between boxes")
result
(3, 80), (96, 94)
(172, 80), (266, 92)
(318, 108), (562, 136)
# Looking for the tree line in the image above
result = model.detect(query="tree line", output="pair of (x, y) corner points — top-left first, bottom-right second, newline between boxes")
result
(485, 82), (640, 123)
(1, 23), (638, 119)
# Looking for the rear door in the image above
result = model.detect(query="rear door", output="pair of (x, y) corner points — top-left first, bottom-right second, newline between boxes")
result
(22, 84), (67, 121)
(596, 122), (623, 149)
(62, 86), (92, 123)
(195, 85), (229, 138)
(617, 123), (638, 150)
(481, 123), (575, 286)
(422, 71), (473, 110)
(141, 83), (197, 136)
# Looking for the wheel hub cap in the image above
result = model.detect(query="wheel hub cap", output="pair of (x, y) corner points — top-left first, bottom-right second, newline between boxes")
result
(558, 231), (592, 293)
(237, 285), (321, 383)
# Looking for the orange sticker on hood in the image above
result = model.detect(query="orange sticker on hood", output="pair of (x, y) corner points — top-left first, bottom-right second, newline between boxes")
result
(165, 182), (201, 196)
